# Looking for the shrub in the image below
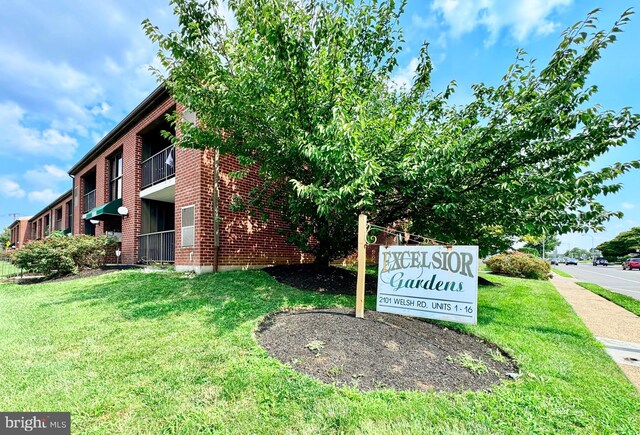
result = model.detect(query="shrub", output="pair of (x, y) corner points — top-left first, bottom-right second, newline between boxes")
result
(9, 235), (118, 278)
(485, 251), (551, 280)
(517, 247), (539, 257)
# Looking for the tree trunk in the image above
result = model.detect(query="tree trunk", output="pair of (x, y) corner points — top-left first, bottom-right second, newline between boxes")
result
(312, 254), (331, 268)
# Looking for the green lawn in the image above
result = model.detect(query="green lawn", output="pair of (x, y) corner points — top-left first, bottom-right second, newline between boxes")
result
(0, 270), (638, 434)
(551, 267), (572, 278)
(576, 282), (640, 316)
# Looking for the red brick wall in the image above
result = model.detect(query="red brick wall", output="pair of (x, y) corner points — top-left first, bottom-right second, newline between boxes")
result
(174, 147), (216, 271)
(9, 218), (30, 247)
(216, 154), (310, 269)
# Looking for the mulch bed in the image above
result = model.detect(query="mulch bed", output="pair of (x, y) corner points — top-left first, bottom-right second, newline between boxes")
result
(264, 264), (497, 295)
(264, 264), (378, 295)
(257, 307), (518, 392)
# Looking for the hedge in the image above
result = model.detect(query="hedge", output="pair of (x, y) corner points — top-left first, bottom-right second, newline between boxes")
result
(485, 251), (551, 280)
(9, 235), (118, 279)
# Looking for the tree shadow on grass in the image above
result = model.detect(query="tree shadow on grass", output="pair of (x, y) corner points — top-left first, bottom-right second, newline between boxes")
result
(40, 270), (351, 336)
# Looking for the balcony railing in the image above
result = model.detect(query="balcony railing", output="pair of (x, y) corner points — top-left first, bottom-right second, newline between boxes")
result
(84, 189), (96, 212)
(141, 146), (175, 189)
(138, 230), (175, 263)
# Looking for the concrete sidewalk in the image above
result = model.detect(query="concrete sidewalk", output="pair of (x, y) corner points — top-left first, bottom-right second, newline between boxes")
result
(550, 274), (640, 390)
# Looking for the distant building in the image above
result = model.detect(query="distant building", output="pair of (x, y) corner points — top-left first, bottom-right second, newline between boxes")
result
(8, 217), (32, 249)
(26, 190), (73, 241)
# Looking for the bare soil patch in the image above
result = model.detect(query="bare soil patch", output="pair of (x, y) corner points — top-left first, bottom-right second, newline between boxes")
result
(257, 308), (518, 392)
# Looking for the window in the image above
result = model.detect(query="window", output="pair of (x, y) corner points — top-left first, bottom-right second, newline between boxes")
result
(109, 153), (123, 201)
(181, 205), (195, 247)
(66, 201), (73, 232)
(55, 207), (63, 231)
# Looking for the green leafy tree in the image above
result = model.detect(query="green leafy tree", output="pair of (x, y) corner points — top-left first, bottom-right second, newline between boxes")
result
(521, 234), (560, 256)
(597, 227), (640, 258)
(563, 248), (590, 259)
(0, 227), (10, 248)
(145, 1), (640, 264)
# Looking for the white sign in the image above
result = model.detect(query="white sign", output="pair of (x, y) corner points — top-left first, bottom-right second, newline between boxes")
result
(377, 245), (479, 324)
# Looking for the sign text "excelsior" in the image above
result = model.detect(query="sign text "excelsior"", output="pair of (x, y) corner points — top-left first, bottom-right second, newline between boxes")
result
(381, 250), (475, 277)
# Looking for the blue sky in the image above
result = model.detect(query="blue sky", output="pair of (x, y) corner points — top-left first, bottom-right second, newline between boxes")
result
(0, 0), (638, 253)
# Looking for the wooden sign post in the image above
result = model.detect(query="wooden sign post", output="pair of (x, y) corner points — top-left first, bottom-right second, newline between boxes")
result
(356, 214), (367, 318)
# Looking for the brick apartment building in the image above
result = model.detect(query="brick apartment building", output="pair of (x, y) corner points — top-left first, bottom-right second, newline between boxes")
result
(26, 190), (73, 241)
(65, 85), (309, 272)
(8, 217), (31, 248)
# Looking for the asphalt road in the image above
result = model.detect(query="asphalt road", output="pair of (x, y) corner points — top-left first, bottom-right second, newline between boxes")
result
(555, 262), (640, 301)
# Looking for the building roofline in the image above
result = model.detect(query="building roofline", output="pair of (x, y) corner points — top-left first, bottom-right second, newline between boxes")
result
(28, 189), (73, 222)
(68, 85), (171, 175)
(9, 217), (32, 229)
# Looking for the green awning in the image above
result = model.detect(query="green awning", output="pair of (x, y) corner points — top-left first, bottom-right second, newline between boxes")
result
(82, 198), (123, 220)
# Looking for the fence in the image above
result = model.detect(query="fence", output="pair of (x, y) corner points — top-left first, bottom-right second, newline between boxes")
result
(141, 146), (175, 189)
(84, 189), (96, 212)
(0, 252), (22, 278)
(138, 230), (175, 263)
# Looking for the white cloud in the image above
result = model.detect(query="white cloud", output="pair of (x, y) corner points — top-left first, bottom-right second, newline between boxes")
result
(431, 0), (572, 45)
(90, 102), (111, 116)
(0, 102), (78, 160)
(24, 165), (69, 187)
(390, 57), (420, 91)
(0, 46), (98, 95)
(412, 13), (437, 30)
(0, 2), (174, 159)
(0, 178), (26, 199)
(28, 189), (61, 204)
(622, 202), (635, 210)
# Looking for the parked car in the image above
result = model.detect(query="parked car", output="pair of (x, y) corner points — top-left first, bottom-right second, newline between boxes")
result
(622, 258), (640, 270)
(564, 258), (578, 265)
(549, 258), (559, 265)
(592, 257), (608, 266)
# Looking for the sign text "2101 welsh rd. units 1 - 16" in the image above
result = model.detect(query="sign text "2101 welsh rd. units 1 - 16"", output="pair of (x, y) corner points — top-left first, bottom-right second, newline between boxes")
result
(377, 245), (479, 324)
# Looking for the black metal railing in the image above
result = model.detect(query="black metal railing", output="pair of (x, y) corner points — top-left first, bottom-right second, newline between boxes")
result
(141, 146), (175, 189)
(0, 252), (22, 278)
(138, 230), (175, 263)
(84, 189), (96, 212)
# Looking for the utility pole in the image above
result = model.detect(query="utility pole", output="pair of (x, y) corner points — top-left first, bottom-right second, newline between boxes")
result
(2, 213), (22, 222)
